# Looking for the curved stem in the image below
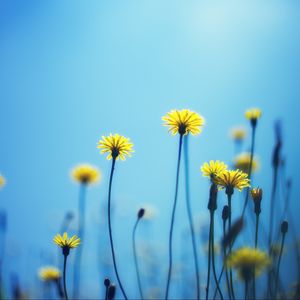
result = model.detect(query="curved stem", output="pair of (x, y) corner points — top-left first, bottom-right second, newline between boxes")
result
(205, 212), (212, 300)
(211, 211), (224, 300)
(63, 255), (68, 300)
(108, 158), (128, 300)
(183, 136), (200, 300)
(165, 134), (183, 300)
(133, 217), (144, 299)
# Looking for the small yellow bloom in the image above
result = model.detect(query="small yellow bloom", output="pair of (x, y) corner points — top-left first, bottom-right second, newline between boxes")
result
(97, 134), (134, 161)
(71, 164), (100, 184)
(39, 266), (61, 281)
(226, 247), (270, 280)
(201, 160), (228, 179)
(233, 152), (259, 174)
(162, 109), (205, 136)
(0, 175), (6, 188)
(214, 169), (250, 192)
(251, 187), (262, 202)
(245, 108), (262, 121)
(230, 127), (247, 141)
(53, 232), (80, 250)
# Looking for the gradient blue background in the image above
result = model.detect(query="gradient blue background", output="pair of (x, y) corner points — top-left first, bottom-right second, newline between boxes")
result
(0, 0), (300, 298)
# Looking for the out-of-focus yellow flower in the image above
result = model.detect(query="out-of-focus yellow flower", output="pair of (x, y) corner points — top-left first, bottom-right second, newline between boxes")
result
(214, 169), (250, 192)
(233, 152), (259, 174)
(39, 266), (61, 281)
(201, 160), (228, 179)
(226, 247), (270, 280)
(71, 164), (100, 184)
(245, 108), (262, 121)
(230, 127), (247, 142)
(0, 175), (6, 188)
(53, 232), (80, 250)
(97, 134), (134, 161)
(162, 109), (205, 136)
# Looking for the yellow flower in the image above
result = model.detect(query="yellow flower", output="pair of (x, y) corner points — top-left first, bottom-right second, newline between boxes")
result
(245, 108), (262, 121)
(53, 232), (80, 250)
(0, 175), (6, 188)
(226, 247), (270, 281)
(201, 160), (228, 179)
(71, 164), (100, 184)
(233, 152), (259, 174)
(39, 266), (61, 281)
(97, 134), (134, 161)
(162, 109), (205, 136)
(214, 169), (250, 192)
(251, 187), (262, 202)
(230, 127), (247, 141)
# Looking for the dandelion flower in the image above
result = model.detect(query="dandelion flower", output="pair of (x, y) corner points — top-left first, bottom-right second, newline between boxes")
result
(97, 134), (134, 161)
(226, 247), (270, 281)
(214, 169), (250, 193)
(71, 164), (100, 184)
(53, 232), (80, 254)
(39, 266), (61, 281)
(0, 175), (6, 188)
(230, 127), (247, 142)
(245, 108), (262, 121)
(234, 152), (259, 174)
(201, 160), (228, 179)
(162, 109), (205, 136)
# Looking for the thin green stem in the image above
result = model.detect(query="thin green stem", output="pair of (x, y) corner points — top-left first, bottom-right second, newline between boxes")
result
(63, 255), (68, 300)
(205, 213), (212, 300)
(133, 217), (144, 299)
(183, 136), (200, 300)
(165, 134), (183, 300)
(108, 158), (128, 300)
(211, 211), (224, 300)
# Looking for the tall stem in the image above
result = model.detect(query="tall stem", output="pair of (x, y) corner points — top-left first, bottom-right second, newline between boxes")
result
(73, 184), (86, 298)
(223, 219), (232, 300)
(63, 255), (68, 300)
(108, 158), (128, 300)
(275, 232), (286, 297)
(211, 211), (224, 300)
(205, 213), (212, 300)
(253, 213), (259, 300)
(165, 134), (183, 300)
(244, 279), (249, 300)
(132, 217), (144, 299)
(183, 136), (200, 300)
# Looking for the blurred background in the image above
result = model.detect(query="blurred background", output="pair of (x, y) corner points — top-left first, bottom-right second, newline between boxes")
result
(0, 0), (300, 299)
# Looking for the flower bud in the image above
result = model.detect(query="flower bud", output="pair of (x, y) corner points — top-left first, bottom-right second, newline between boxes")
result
(222, 205), (229, 221)
(281, 221), (288, 234)
(138, 208), (145, 219)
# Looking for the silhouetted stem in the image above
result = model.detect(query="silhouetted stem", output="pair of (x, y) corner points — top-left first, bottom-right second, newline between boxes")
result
(183, 136), (200, 300)
(275, 232), (286, 297)
(253, 213), (259, 300)
(63, 255), (68, 300)
(132, 217), (144, 299)
(165, 134), (183, 300)
(55, 279), (64, 300)
(205, 214), (212, 300)
(108, 158), (128, 300)
(244, 279), (249, 300)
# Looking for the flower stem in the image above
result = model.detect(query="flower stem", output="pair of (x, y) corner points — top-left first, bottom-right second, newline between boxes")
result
(108, 158), (128, 300)
(132, 217), (144, 299)
(244, 279), (249, 300)
(275, 231), (286, 297)
(183, 136), (200, 300)
(253, 213), (259, 300)
(223, 219), (232, 300)
(63, 254), (68, 300)
(165, 134), (183, 300)
(205, 214), (212, 300)
(55, 279), (65, 300)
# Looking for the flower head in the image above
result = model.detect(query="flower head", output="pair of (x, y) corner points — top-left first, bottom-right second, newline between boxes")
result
(201, 160), (228, 179)
(226, 247), (271, 281)
(230, 127), (247, 142)
(162, 109), (204, 136)
(38, 266), (61, 281)
(0, 175), (6, 188)
(71, 164), (100, 185)
(245, 108), (262, 123)
(97, 134), (134, 161)
(53, 232), (80, 255)
(214, 169), (250, 193)
(251, 187), (262, 202)
(233, 152), (259, 174)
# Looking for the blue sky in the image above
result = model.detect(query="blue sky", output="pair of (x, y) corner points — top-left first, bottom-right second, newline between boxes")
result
(0, 0), (300, 298)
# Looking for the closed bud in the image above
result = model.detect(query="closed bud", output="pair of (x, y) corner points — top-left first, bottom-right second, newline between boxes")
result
(222, 205), (229, 221)
(251, 187), (262, 215)
(281, 221), (288, 234)
(138, 208), (145, 219)
(104, 278), (110, 287)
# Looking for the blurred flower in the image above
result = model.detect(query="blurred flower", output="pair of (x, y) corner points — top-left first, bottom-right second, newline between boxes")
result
(53, 232), (80, 251)
(230, 127), (247, 142)
(226, 247), (270, 281)
(162, 109), (204, 136)
(97, 134), (134, 161)
(233, 152), (259, 174)
(71, 164), (100, 184)
(245, 108), (262, 121)
(0, 174), (6, 188)
(214, 169), (250, 192)
(38, 266), (61, 281)
(201, 160), (228, 179)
